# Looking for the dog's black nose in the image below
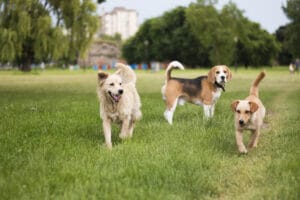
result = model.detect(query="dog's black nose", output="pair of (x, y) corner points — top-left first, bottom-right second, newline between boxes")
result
(239, 119), (244, 125)
(221, 76), (225, 80)
(118, 89), (123, 94)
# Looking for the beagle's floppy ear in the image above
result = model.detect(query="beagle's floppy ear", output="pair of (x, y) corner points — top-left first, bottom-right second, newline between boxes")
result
(225, 66), (232, 81)
(231, 100), (240, 112)
(249, 101), (259, 113)
(207, 67), (216, 83)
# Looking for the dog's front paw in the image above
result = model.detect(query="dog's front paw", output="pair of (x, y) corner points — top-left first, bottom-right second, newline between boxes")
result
(248, 144), (257, 149)
(105, 143), (112, 150)
(164, 111), (173, 125)
(238, 146), (248, 154)
(119, 133), (128, 139)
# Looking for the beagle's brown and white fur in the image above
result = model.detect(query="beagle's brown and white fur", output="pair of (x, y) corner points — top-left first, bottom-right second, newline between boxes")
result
(161, 61), (232, 124)
(231, 71), (266, 154)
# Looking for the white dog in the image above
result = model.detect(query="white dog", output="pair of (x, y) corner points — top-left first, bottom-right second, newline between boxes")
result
(97, 63), (142, 149)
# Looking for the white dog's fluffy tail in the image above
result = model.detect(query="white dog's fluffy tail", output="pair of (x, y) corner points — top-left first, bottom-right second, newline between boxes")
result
(115, 63), (137, 84)
(165, 61), (184, 81)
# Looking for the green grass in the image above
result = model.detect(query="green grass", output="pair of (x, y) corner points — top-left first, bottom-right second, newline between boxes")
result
(0, 68), (299, 199)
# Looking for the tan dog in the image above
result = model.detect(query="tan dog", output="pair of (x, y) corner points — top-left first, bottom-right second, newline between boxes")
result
(161, 61), (232, 124)
(97, 63), (142, 149)
(231, 72), (266, 153)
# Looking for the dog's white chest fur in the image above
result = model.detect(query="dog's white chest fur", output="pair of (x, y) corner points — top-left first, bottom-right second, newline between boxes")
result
(212, 89), (222, 103)
(107, 111), (122, 122)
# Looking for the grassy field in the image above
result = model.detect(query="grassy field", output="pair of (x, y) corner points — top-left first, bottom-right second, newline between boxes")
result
(0, 68), (299, 199)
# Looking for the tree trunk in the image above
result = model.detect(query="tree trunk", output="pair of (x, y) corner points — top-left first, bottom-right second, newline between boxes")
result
(19, 61), (32, 72)
(19, 42), (33, 72)
(20, 65), (31, 72)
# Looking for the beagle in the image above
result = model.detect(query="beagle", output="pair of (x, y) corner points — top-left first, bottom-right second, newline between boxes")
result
(161, 61), (232, 125)
(231, 71), (266, 154)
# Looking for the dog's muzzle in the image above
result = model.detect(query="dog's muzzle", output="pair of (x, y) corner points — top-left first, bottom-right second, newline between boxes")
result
(239, 119), (245, 126)
(108, 90), (123, 102)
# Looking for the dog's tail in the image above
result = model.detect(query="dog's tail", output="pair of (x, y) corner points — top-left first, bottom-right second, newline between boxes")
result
(115, 63), (136, 84)
(249, 71), (266, 97)
(165, 61), (184, 82)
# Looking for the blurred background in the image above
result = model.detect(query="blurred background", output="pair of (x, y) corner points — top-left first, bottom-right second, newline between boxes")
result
(0, 0), (298, 72)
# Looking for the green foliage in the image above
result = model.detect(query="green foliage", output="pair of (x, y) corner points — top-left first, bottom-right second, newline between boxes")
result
(0, 0), (98, 71)
(123, 2), (280, 67)
(187, 3), (235, 65)
(97, 0), (106, 3)
(237, 21), (280, 66)
(123, 7), (209, 67)
(282, 0), (300, 58)
(0, 69), (299, 199)
(275, 26), (293, 65)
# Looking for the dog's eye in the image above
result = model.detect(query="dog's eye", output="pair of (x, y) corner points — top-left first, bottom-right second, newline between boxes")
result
(245, 110), (250, 114)
(224, 70), (227, 74)
(237, 110), (241, 114)
(109, 83), (114, 86)
(216, 71), (220, 74)
(119, 83), (122, 86)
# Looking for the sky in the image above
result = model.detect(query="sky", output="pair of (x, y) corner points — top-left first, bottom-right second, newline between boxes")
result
(98, 0), (290, 33)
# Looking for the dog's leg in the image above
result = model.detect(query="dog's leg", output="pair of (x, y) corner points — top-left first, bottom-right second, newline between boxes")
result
(103, 120), (112, 149)
(161, 84), (166, 100)
(128, 120), (135, 138)
(211, 104), (215, 116)
(164, 98), (178, 125)
(236, 130), (247, 153)
(120, 117), (130, 139)
(178, 98), (185, 106)
(203, 104), (213, 118)
(248, 129), (260, 149)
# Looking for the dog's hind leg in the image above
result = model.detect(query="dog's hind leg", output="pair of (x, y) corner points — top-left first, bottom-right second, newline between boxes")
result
(164, 97), (178, 125)
(103, 120), (112, 149)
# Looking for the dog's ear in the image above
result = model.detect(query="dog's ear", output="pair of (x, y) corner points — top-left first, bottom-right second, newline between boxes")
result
(231, 100), (239, 112)
(207, 67), (216, 83)
(226, 66), (232, 81)
(98, 72), (108, 80)
(98, 72), (108, 86)
(115, 63), (136, 84)
(249, 101), (259, 113)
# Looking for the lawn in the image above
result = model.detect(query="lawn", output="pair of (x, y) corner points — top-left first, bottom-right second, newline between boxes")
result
(0, 67), (299, 199)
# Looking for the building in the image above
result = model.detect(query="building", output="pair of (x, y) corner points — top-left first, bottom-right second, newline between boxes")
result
(100, 7), (139, 40)
(78, 40), (120, 67)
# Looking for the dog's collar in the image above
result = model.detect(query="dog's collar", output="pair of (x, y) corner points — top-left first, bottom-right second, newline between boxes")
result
(215, 82), (225, 92)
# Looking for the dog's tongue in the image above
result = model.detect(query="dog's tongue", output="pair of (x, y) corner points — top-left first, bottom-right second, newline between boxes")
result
(113, 94), (121, 102)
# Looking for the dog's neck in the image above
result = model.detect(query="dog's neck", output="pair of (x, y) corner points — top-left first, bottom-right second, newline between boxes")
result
(103, 93), (119, 112)
(214, 81), (225, 92)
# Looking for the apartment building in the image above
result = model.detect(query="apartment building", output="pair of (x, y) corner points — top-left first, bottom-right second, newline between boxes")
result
(100, 7), (139, 40)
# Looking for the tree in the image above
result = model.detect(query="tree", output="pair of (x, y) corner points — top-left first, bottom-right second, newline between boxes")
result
(122, 2), (280, 67)
(123, 7), (209, 67)
(275, 25), (293, 65)
(282, 0), (300, 58)
(187, 1), (279, 67)
(0, 0), (99, 71)
(234, 20), (280, 67)
(186, 2), (236, 65)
